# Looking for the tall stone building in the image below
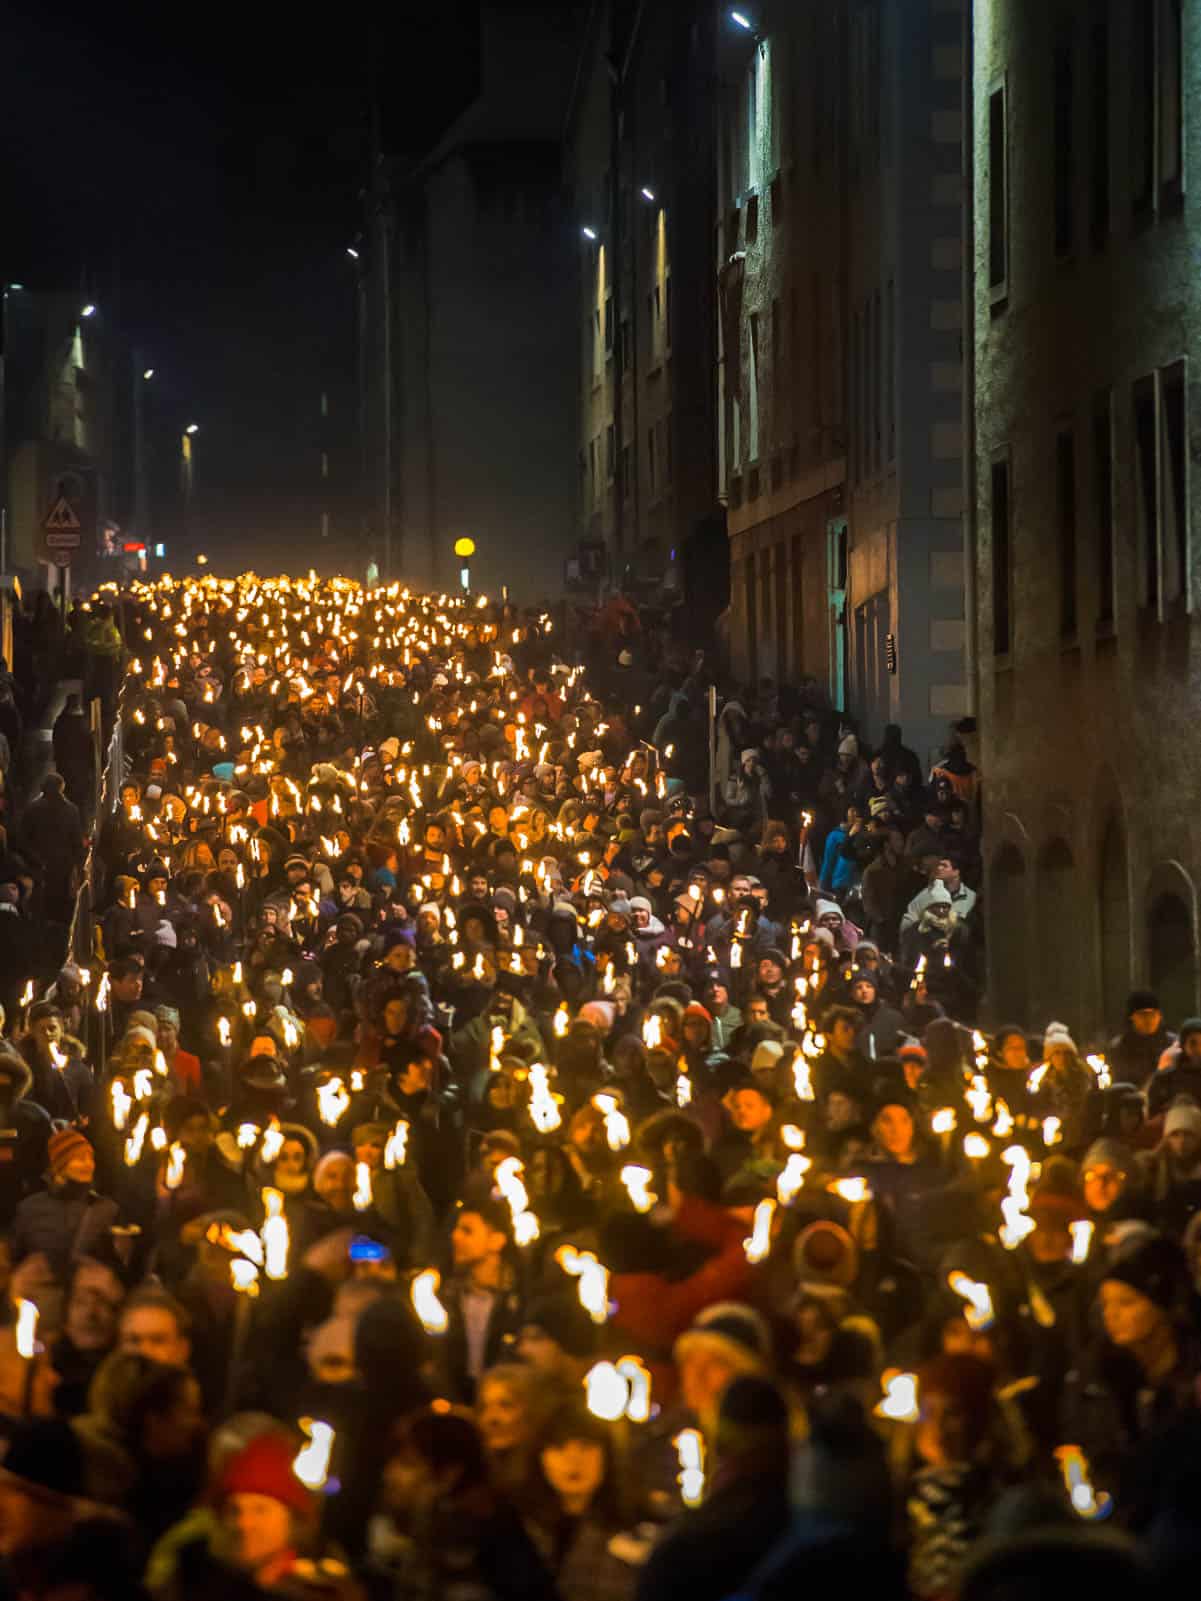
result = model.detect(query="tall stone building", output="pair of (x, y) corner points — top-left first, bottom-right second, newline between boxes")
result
(564, 1), (725, 629)
(718, 0), (969, 767)
(972, 0), (1199, 1032)
(361, 4), (580, 600)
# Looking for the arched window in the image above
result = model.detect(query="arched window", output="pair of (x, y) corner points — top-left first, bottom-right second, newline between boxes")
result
(1037, 839), (1080, 1034)
(990, 843), (1028, 1025)
(1149, 891), (1197, 1024)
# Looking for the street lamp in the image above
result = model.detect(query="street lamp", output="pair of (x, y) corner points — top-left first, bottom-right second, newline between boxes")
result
(185, 423), (199, 435)
(640, 187), (656, 202)
(80, 304), (96, 318)
(346, 246), (360, 260)
(581, 225), (598, 241)
(730, 10), (754, 30)
(142, 368), (155, 381)
(454, 537), (475, 592)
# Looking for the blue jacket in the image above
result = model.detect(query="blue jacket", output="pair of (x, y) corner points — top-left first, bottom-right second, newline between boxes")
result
(819, 828), (857, 894)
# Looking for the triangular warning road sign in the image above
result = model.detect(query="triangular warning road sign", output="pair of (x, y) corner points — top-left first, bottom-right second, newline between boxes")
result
(43, 497), (81, 531)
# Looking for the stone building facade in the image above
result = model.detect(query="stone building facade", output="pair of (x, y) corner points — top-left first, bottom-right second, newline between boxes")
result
(972, 0), (1201, 1033)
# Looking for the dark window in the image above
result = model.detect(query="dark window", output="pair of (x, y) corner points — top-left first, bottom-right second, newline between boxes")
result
(988, 85), (1008, 292)
(1132, 0), (1155, 214)
(1132, 374), (1159, 607)
(1161, 360), (1188, 608)
(620, 318), (631, 372)
(647, 426), (657, 494)
(1090, 14), (1110, 247)
(1056, 431), (1078, 638)
(885, 277), (895, 461)
(603, 296), (613, 355)
(992, 456), (1012, 654)
(1093, 392), (1115, 625)
(1053, 35), (1074, 254)
(1160, 0), (1183, 206)
(665, 278), (672, 349)
(665, 413), (673, 484)
(605, 423), (615, 481)
(872, 290), (882, 470)
(620, 443), (632, 501)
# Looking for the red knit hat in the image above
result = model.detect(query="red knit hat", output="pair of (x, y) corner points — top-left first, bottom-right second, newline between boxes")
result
(684, 1002), (714, 1025)
(215, 1434), (314, 1519)
(47, 1129), (92, 1183)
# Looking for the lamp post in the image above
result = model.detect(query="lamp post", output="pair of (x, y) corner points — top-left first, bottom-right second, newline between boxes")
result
(454, 537), (475, 593)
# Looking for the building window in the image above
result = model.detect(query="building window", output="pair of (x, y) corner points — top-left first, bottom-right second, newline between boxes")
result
(647, 425), (658, 495)
(1132, 1), (1155, 214)
(1053, 33), (1074, 255)
(988, 82), (1009, 297)
(1159, 0), (1183, 207)
(1133, 373), (1159, 607)
(604, 294), (613, 355)
(591, 310), (601, 379)
(664, 412), (673, 484)
(321, 452), (329, 481)
(1161, 359), (1188, 609)
(872, 289), (882, 472)
(748, 312), (761, 462)
(605, 423), (615, 482)
(620, 442), (633, 501)
(1130, 0), (1181, 217)
(991, 455), (1012, 655)
(665, 277), (672, 351)
(885, 277), (895, 462)
(589, 438), (598, 506)
(1055, 430), (1078, 639)
(1094, 392), (1115, 627)
(1090, 14), (1110, 248)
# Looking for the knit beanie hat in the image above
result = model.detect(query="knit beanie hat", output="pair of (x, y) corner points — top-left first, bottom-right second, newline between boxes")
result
(48, 1129), (92, 1183)
(1164, 1100), (1201, 1138)
(577, 1000), (616, 1034)
(674, 1302), (772, 1376)
(715, 1374), (790, 1461)
(1082, 1138), (1133, 1177)
(1127, 990), (1160, 1017)
(1103, 1233), (1187, 1312)
(215, 1433), (314, 1518)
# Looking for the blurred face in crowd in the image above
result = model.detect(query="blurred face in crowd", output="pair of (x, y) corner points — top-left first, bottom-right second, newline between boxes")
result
(314, 1154), (355, 1215)
(728, 1088), (773, 1135)
(1100, 1279), (1165, 1350)
(828, 1016), (857, 1055)
(354, 1130), (387, 1172)
(30, 1014), (62, 1055)
(1083, 1161), (1127, 1215)
(873, 1105), (916, 1162)
(452, 1210), (506, 1272)
(541, 1437), (605, 1516)
(66, 1261), (124, 1353)
(120, 1303), (191, 1367)
(221, 1492), (293, 1575)
(477, 1378), (527, 1454)
(997, 1032), (1030, 1072)
(1130, 1006), (1163, 1037)
(745, 997), (771, 1026)
(112, 969), (143, 1004)
(1166, 1123), (1201, 1167)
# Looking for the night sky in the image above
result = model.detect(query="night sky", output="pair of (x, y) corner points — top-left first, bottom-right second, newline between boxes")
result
(2, 1), (479, 570)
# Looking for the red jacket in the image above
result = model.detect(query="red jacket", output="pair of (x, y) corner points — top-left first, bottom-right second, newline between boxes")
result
(610, 1193), (752, 1359)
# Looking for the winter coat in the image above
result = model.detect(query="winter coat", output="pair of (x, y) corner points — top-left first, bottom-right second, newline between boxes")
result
(634, 1453), (792, 1601)
(10, 1183), (119, 1273)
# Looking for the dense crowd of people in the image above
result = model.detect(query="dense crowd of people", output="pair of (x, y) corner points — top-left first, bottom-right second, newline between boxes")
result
(0, 572), (1191, 1601)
